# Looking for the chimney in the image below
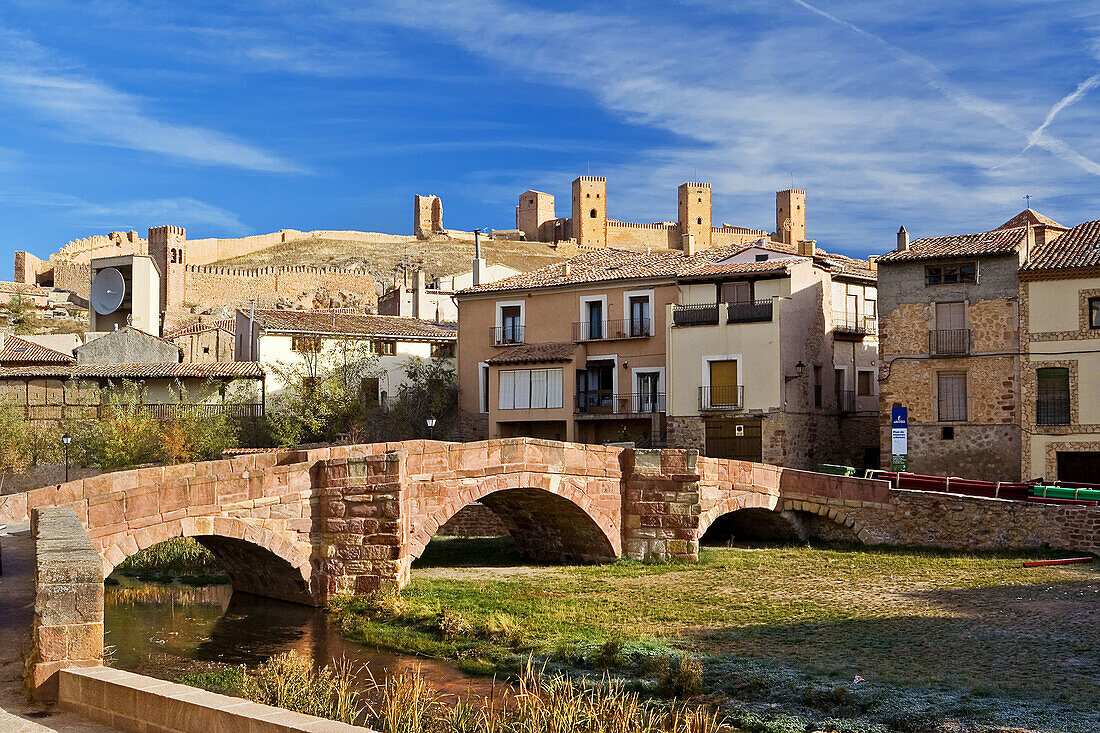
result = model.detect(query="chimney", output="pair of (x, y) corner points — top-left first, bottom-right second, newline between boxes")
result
(682, 232), (696, 256)
(797, 239), (816, 257)
(472, 228), (485, 286)
(1025, 224), (1035, 263)
(562, 262), (571, 277)
(897, 226), (909, 252)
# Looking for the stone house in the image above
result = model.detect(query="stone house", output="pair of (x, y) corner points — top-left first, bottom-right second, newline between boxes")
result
(235, 308), (457, 406)
(1019, 218), (1100, 482)
(167, 319), (236, 363)
(377, 265), (521, 322)
(876, 209), (1068, 482)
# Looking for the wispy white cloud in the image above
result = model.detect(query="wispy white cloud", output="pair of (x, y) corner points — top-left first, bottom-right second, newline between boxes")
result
(995, 73), (1100, 170)
(0, 187), (249, 234)
(0, 27), (306, 173)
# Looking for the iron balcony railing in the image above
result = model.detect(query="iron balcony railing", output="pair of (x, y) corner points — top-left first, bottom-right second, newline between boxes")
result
(672, 303), (719, 327)
(929, 329), (971, 356)
(490, 324), (525, 346)
(836, 389), (855, 413)
(699, 385), (744, 410)
(727, 299), (773, 324)
(1036, 396), (1071, 426)
(833, 311), (877, 337)
(572, 318), (652, 342)
(575, 392), (665, 415)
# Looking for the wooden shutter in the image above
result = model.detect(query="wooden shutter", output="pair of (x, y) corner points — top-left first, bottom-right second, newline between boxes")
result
(936, 302), (965, 330)
(937, 373), (967, 421)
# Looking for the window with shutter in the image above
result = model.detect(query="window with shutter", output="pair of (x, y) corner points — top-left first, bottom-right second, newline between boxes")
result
(937, 373), (967, 421)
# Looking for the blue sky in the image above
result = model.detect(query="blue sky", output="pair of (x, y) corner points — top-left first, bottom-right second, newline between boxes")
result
(1, 0), (1099, 278)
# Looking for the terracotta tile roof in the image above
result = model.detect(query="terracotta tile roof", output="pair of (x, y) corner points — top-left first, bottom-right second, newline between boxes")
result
(251, 309), (457, 340)
(1023, 219), (1100, 271)
(877, 227), (1027, 263)
(996, 208), (1067, 231)
(461, 241), (877, 294)
(166, 319), (236, 338)
(485, 342), (577, 365)
(0, 362), (264, 379)
(678, 259), (795, 279)
(0, 335), (75, 365)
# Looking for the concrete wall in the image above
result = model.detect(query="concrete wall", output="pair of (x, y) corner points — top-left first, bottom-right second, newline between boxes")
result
(58, 667), (363, 733)
(76, 327), (181, 364)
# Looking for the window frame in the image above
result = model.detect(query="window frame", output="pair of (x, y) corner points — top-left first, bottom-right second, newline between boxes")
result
(856, 368), (876, 397)
(937, 371), (968, 422)
(926, 262), (978, 286)
(497, 367), (564, 410)
(623, 289), (654, 336)
(1088, 297), (1100, 330)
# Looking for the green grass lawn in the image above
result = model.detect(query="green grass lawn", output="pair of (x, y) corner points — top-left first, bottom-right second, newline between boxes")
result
(331, 537), (1100, 733)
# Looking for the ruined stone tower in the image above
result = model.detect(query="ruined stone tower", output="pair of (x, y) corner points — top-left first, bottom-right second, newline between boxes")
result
(147, 225), (186, 319)
(677, 182), (712, 253)
(516, 190), (556, 242)
(414, 195), (444, 239)
(775, 190), (806, 246)
(572, 176), (607, 248)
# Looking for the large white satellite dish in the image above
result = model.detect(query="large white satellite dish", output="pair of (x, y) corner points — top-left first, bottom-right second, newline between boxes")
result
(91, 267), (126, 316)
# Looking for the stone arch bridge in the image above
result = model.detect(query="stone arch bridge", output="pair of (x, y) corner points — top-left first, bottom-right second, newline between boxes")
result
(3, 438), (1098, 609)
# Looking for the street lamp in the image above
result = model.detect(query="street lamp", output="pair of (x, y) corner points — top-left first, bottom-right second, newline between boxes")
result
(61, 433), (72, 482)
(426, 415), (437, 439)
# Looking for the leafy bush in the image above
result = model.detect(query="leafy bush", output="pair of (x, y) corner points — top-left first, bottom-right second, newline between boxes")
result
(115, 537), (222, 578)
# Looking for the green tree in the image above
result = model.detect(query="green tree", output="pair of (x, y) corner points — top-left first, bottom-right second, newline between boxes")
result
(366, 357), (458, 441)
(0, 399), (27, 492)
(161, 380), (240, 463)
(77, 382), (167, 469)
(1, 290), (40, 334)
(267, 340), (379, 447)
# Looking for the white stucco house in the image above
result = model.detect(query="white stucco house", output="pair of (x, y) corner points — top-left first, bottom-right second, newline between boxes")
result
(235, 308), (457, 404)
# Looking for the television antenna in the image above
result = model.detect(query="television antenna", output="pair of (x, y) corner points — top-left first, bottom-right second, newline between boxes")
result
(90, 267), (125, 316)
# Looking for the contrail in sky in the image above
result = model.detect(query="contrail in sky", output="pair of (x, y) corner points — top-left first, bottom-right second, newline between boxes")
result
(790, 0), (1100, 176)
(994, 73), (1100, 169)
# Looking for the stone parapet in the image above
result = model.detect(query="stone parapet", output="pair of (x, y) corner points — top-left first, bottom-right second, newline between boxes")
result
(28, 506), (104, 702)
(58, 666), (367, 733)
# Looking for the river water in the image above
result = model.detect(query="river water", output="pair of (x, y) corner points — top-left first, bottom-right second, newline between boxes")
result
(103, 576), (501, 703)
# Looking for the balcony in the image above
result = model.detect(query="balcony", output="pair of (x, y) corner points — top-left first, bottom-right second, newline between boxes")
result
(929, 329), (971, 356)
(572, 318), (651, 342)
(833, 311), (877, 339)
(672, 303), (719, 327)
(1037, 396), (1071, 426)
(699, 385), (744, 410)
(490, 325), (525, 346)
(836, 389), (855, 413)
(575, 392), (665, 416)
(727, 300), (773, 324)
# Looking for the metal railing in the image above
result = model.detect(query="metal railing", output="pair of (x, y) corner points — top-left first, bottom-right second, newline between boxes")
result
(1036, 396), (1071, 426)
(699, 385), (744, 410)
(929, 329), (970, 355)
(672, 303), (719, 327)
(23, 403), (265, 421)
(490, 325), (525, 345)
(572, 318), (651, 342)
(833, 311), (877, 337)
(727, 300), (773, 323)
(836, 390), (855, 413)
(575, 392), (665, 415)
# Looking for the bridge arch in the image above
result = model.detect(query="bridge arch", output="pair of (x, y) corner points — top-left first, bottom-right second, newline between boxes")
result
(99, 517), (314, 605)
(408, 471), (620, 565)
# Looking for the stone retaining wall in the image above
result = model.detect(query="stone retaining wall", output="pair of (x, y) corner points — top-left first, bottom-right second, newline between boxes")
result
(436, 504), (509, 536)
(28, 506), (104, 702)
(58, 666), (366, 732)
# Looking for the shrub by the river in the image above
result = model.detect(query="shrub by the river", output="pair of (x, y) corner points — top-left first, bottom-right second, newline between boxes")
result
(115, 537), (226, 583)
(242, 651), (361, 725)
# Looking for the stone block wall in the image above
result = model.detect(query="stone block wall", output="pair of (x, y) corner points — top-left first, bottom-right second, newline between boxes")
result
(180, 265), (379, 313)
(621, 449), (702, 562)
(437, 503), (508, 536)
(28, 506), (104, 702)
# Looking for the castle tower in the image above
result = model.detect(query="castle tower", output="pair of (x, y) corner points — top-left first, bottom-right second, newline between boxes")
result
(677, 182), (712, 252)
(775, 190), (806, 246)
(516, 190), (556, 242)
(148, 225), (187, 319)
(414, 195), (444, 239)
(572, 176), (607, 248)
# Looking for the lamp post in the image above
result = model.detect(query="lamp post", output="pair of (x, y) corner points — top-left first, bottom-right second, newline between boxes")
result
(61, 433), (72, 482)
(426, 415), (437, 440)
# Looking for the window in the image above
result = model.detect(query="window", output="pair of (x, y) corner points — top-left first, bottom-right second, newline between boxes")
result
(932, 301), (968, 354)
(1090, 297), (1100, 329)
(292, 336), (321, 353)
(937, 372), (967, 421)
(498, 368), (563, 410)
(499, 304), (523, 344)
(857, 370), (874, 396)
(755, 254), (768, 262)
(721, 281), (751, 304)
(1037, 367), (1070, 425)
(478, 363), (489, 413)
(707, 359), (739, 407)
(697, 217), (703, 225)
(586, 300), (603, 339)
(866, 300), (877, 318)
(813, 365), (822, 407)
(431, 342), (455, 357)
(202, 346), (210, 354)
(629, 295), (651, 336)
(590, 209), (597, 218)
(926, 262), (976, 285)
(373, 339), (396, 355)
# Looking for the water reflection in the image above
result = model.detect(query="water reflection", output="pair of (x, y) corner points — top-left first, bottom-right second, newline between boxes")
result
(104, 577), (496, 701)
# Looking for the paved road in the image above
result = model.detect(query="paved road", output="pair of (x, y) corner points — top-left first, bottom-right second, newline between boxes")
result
(0, 523), (119, 732)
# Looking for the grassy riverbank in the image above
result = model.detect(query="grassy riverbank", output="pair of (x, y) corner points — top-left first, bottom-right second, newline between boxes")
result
(331, 537), (1100, 733)
(113, 537), (228, 585)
